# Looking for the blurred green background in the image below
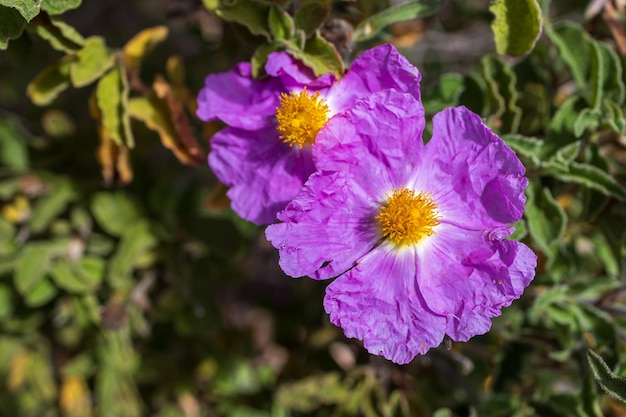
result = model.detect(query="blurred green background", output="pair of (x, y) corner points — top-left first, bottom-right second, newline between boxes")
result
(1, 0), (626, 416)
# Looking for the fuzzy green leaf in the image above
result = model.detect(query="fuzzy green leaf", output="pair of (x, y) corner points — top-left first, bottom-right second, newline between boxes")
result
(552, 162), (626, 200)
(213, 0), (271, 39)
(41, 0), (81, 15)
(294, 2), (330, 37)
(0, 0), (40, 21)
(286, 31), (343, 77)
(268, 4), (294, 41)
(353, 0), (438, 42)
(490, 0), (542, 56)
(587, 350), (626, 404)
(548, 22), (591, 90)
(0, 114), (30, 171)
(524, 183), (566, 256)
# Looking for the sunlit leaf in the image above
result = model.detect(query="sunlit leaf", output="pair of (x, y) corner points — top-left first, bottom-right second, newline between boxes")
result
(490, 0), (542, 56)
(353, 0), (438, 42)
(123, 26), (169, 75)
(24, 276), (57, 307)
(128, 94), (204, 165)
(95, 65), (134, 147)
(41, 0), (81, 15)
(0, 0), (40, 21)
(70, 36), (115, 88)
(34, 15), (84, 53)
(287, 31), (343, 77)
(27, 55), (73, 105)
(268, 4), (294, 41)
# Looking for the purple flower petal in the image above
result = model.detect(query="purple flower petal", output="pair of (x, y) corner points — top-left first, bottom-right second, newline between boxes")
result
(417, 107), (528, 230)
(328, 44), (422, 112)
(266, 171), (379, 279)
(209, 127), (315, 225)
(314, 90), (425, 196)
(324, 245), (447, 364)
(412, 224), (536, 342)
(196, 63), (282, 130)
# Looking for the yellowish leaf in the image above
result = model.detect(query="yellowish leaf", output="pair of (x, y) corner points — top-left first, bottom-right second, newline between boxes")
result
(123, 26), (169, 75)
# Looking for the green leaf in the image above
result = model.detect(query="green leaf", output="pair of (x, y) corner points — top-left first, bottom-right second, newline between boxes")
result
(593, 41), (625, 106)
(24, 276), (57, 307)
(294, 2), (330, 37)
(0, 0), (40, 21)
(51, 257), (104, 293)
(353, 0), (438, 42)
(286, 31), (343, 77)
(29, 178), (75, 234)
(41, 0), (81, 15)
(268, 4), (294, 41)
(70, 36), (115, 88)
(108, 221), (156, 289)
(490, 0), (542, 56)
(14, 244), (54, 295)
(91, 192), (143, 236)
(27, 55), (73, 106)
(123, 26), (169, 75)
(34, 15), (84, 53)
(551, 162), (626, 200)
(0, 5), (26, 49)
(251, 42), (283, 78)
(573, 108), (601, 138)
(524, 183), (566, 256)
(96, 64), (134, 147)
(587, 349), (626, 404)
(0, 284), (13, 319)
(213, 0), (271, 39)
(548, 22), (591, 90)
(481, 55), (522, 132)
(0, 113), (30, 170)
(502, 134), (543, 168)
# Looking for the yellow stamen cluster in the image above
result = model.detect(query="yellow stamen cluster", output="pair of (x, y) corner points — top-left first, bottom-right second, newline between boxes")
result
(376, 187), (441, 247)
(275, 88), (329, 148)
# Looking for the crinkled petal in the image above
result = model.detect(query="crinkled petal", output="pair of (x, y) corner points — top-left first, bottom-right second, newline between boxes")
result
(416, 106), (528, 230)
(208, 127), (315, 225)
(327, 44), (422, 112)
(324, 245), (446, 364)
(196, 63), (281, 130)
(314, 90), (425, 198)
(265, 51), (335, 89)
(412, 223), (537, 342)
(266, 171), (379, 279)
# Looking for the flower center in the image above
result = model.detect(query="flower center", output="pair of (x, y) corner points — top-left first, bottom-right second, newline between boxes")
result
(376, 187), (441, 246)
(276, 87), (329, 148)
